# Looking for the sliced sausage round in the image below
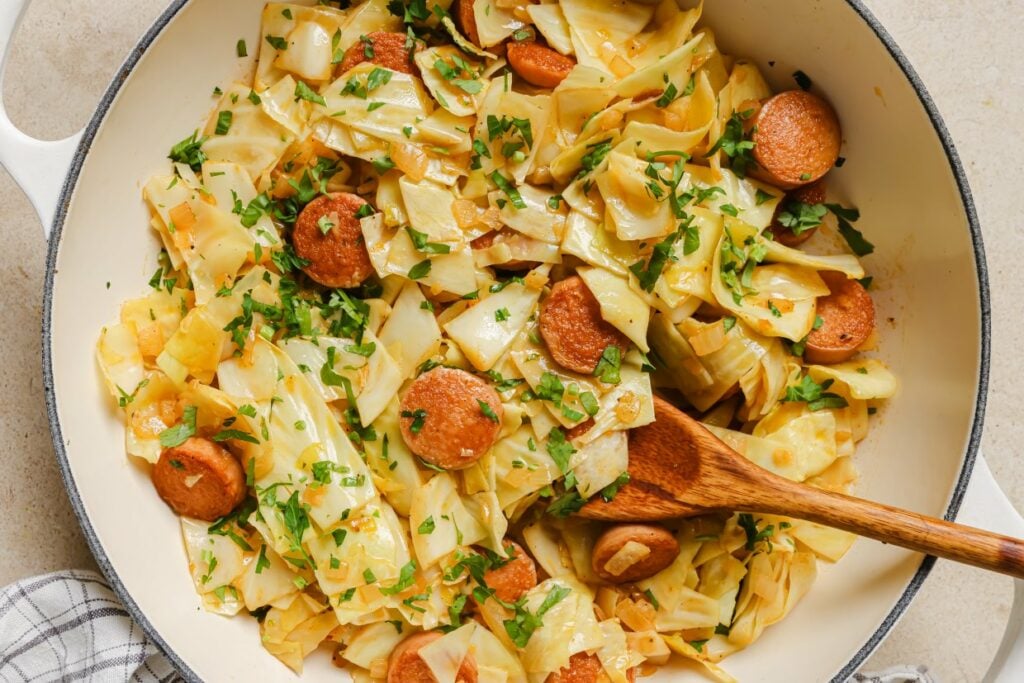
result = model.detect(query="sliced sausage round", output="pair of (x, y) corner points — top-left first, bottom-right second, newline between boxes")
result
(751, 90), (841, 190)
(804, 271), (875, 364)
(768, 179), (828, 247)
(546, 652), (636, 683)
(399, 367), (504, 470)
(387, 631), (478, 683)
(339, 31), (418, 76)
(539, 276), (629, 375)
(591, 524), (679, 583)
(292, 192), (375, 289)
(152, 437), (247, 521)
(481, 541), (537, 603)
(565, 418), (594, 442)
(454, 0), (481, 48)
(507, 42), (575, 89)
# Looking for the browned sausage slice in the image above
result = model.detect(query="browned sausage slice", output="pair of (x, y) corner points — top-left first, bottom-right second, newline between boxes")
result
(591, 524), (679, 583)
(804, 271), (875, 364)
(506, 42), (575, 89)
(387, 631), (478, 683)
(546, 652), (636, 683)
(481, 541), (537, 603)
(454, 0), (481, 47)
(152, 437), (247, 521)
(292, 192), (375, 289)
(339, 31), (418, 76)
(769, 179), (827, 247)
(751, 90), (841, 190)
(539, 276), (629, 375)
(399, 367), (504, 470)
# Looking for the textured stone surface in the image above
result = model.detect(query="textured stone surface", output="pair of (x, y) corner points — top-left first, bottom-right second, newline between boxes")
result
(0, 1), (1019, 680)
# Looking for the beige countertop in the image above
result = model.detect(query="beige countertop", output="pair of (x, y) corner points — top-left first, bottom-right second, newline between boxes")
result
(0, 0), (1020, 680)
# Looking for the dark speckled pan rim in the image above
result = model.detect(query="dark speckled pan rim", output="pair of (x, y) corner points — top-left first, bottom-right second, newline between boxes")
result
(38, 1), (989, 681)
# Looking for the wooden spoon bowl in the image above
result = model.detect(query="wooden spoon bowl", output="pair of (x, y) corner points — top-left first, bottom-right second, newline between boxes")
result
(579, 396), (1024, 578)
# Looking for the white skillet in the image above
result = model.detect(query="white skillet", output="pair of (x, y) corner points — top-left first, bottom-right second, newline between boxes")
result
(1, 0), (1022, 680)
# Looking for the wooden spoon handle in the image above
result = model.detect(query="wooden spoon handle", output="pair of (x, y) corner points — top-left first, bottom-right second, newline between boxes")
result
(743, 475), (1024, 578)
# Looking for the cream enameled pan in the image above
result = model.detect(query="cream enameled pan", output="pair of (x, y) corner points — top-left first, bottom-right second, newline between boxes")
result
(2, 0), (1022, 680)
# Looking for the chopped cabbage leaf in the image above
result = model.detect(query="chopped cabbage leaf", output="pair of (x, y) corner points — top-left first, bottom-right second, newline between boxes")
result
(472, 0), (525, 47)
(526, 4), (573, 55)
(415, 46), (488, 118)
(597, 142), (675, 242)
(518, 577), (603, 675)
(444, 275), (543, 371)
(409, 472), (486, 568)
(808, 360), (898, 400)
(577, 266), (650, 352)
(377, 282), (443, 379)
(181, 517), (246, 615)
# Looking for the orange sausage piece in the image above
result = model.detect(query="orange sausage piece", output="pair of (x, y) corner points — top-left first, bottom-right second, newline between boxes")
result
(539, 276), (629, 375)
(292, 192), (375, 289)
(768, 179), (827, 247)
(751, 90), (841, 190)
(804, 271), (875, 364)
(387, 631), (478, 683)
(507, 42), (575, 89)
(591, 524), (679, 583)
(481, 541), (538, 603)
(399, 367), (504, 470)
(152, 437), (247, 521)
(546, 653), (637, 683)
(454, 0), (481, 47)
(338, 31), (418, 76)
(565, 418), (594, 442)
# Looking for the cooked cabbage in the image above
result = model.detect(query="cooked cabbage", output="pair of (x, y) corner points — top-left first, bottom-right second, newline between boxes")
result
(109, 2), (899, 674)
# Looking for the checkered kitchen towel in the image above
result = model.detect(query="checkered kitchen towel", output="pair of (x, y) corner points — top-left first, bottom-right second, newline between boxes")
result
(0, 571), (934, 683)
(0, 571), (179, 682)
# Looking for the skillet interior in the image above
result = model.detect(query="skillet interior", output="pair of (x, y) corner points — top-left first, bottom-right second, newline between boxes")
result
(42, 0), (988, 680)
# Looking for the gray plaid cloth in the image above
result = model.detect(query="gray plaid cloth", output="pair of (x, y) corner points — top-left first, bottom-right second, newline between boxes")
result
(0, 571), (179, 682)
(0, 571), (933, 682)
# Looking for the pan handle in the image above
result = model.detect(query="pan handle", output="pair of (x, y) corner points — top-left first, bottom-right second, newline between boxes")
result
(0, 0), (81, 239)
(959, 453), (1024, 682)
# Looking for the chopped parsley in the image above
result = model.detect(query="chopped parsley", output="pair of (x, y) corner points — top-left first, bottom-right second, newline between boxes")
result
(265, 35), (288, 50)
(826, 203), (875, 256)
(379, 560), (418, 595)
(168, 130), (207, 172)
(782, 375), (849, 411)
(402, 408), (428, 434)
(294, 80), (325, 106)
(594, 346), (622, 384)
(211, 429), (260, 444)
(738, 513), (775, 551)
(408, 259), (432, 280)
(214, 111), (233, 135)
(718, 227), (768, 304)
(630, 223), (685, 292)
(706, 109), (756, 178)
(317, 215), (335, 235)
(503, 584), (571, 647)
(159, 405), (197, 448)
(778, 201), (827, 235)
(490, 171), (526, 210)
(406, 226), (452, 254)
(478, 400), (500, 423)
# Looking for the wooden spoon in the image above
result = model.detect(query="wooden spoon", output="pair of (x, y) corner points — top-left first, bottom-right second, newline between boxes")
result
(578, 396), (1024, 579)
